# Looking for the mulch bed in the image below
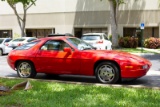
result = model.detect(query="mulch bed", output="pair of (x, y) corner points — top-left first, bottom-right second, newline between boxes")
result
(0, 80), (32, 96)
(0, 84), (11, 96)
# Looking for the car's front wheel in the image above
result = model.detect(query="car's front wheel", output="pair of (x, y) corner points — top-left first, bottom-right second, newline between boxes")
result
(95, 61), (120, 84)
(16, 61), (37, 78)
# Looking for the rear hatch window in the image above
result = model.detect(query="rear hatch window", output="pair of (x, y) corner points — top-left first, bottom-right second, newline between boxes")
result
(15, 41), (40, 50)
(13, 38), (25, 42)
(0, 39), (4, 44)
(81, 35), (101, 40)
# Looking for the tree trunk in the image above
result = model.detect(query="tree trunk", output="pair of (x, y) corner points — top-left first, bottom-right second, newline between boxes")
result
(109, 0), (119, 48)
(8, 4), (27, 37)
(22, 7), (27, 37)
(17, 15), (26, 37)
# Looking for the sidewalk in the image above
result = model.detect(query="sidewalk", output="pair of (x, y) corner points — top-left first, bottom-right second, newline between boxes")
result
(137, 47), (160, 54)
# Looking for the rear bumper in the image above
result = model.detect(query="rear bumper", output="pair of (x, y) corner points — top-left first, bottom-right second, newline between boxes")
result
(92, 44), (110, 50)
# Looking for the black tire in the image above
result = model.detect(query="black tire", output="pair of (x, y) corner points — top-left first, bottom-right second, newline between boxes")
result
(95, 61), (120, 84)
(0, 49), (3, 56)
(16, 61), (37, 78)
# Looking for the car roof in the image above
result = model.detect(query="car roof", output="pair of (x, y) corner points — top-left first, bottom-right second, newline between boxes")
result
(14, 37), (36, 38)
(48, 33), (74, 37)
(83, 33), (105, 35)
(21, 37), (36, 38)
(0, 38), (11, 39)
(12, 37), (36, 40)
(38, 36), (75, 41)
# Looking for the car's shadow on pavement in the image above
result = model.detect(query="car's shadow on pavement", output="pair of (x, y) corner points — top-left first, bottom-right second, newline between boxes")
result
(33, 73), (160, 88)
(5, 73), (160, 88)
(36, 74), (98, 83)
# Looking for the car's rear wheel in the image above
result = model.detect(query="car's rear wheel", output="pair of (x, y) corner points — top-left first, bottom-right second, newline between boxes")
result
(16, 61), (37, 78)
(0, 49), (3, 56)
(95, 61), (120, 84)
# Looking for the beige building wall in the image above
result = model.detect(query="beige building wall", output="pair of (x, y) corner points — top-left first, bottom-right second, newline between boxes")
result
(0, 0), (160, 38)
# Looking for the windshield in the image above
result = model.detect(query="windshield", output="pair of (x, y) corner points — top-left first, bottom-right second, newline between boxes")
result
(13, 38), (25, 42)
(81, 35), (101, 40)
(15, 41), (40, 50)
(0, 39), (4, 44)
(67, 38), (95, 50)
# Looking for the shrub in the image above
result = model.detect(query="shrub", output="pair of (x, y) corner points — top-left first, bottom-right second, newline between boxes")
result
(108, 35), (112, 41)
(144, 37), (160, 49)
(118, 36), (138, 48)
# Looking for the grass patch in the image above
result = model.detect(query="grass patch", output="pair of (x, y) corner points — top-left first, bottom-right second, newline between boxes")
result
(0, 78), (160, 107)
(115, 48), (152, 53)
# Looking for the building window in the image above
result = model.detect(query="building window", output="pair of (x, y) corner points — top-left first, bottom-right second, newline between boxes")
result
(26, 28), (55, 38)
(0, 30), (12, 38)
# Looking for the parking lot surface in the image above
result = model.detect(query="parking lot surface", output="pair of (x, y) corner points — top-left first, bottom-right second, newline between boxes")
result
(0, 54), (160, 88)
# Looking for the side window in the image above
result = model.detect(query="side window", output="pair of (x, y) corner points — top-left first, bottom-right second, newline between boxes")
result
(47, 41), (61, 50)
(27, 38), (37, 42)
(5, 39), (12, 43)
(103, 34), (108, 40)
(41, 40), (71, 51)
(59, 41), (72, 51)
(100, 35), (103, 39)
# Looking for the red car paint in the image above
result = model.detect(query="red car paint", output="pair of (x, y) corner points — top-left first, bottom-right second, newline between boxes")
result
(7, 36), (152, 83)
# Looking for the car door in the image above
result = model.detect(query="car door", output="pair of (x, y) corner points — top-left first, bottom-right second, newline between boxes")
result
(35, 40), (81, 74)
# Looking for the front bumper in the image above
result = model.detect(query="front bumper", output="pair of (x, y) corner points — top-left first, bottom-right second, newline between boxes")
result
(121, 63), (151, 78)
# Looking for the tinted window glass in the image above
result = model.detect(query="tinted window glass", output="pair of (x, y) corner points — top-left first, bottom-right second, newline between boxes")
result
(67, 38), (94, 50)
(103, 34), (109, 40)
(5, 39), (12, 42)
(13, 38), (25, 42)
(0, 39), (4, 44)
(81, 35), (101, 40)
(15, 41), (40, 50)
(27, 38), (37, 42)
(41, 40), (70, 51)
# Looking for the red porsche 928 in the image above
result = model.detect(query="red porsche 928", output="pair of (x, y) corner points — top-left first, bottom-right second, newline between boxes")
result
(7, 36), (151, 84)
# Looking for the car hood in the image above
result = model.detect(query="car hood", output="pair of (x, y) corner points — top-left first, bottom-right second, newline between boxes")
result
(83, 50), (151, 64)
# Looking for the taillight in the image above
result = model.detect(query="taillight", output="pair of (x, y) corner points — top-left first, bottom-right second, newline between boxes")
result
(96, 40), (103, 44)
(5, 43), (9, 46)
(18, 43), (23, 46)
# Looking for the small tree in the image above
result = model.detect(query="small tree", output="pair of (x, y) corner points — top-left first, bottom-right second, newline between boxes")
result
(2, 0), (37, 37)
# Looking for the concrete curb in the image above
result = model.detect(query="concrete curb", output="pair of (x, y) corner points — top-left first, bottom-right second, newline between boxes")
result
(130, 52), (156, 56)
(137, 48), (160, 54)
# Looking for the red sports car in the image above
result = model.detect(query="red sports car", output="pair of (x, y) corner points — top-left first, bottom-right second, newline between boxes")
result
(7, 36), (152, 84)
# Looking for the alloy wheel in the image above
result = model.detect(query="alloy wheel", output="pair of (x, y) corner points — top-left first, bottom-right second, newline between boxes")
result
(18, 62), (32, 77)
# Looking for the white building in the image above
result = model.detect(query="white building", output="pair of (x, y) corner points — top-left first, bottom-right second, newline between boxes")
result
(0, 0), (160, 44)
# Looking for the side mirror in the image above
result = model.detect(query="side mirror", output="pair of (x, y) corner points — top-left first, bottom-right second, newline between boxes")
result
(93, 47), (97, 50)
(63, 47), (72, 54)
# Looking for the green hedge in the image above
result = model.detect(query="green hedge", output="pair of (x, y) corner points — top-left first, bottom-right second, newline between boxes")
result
(118, 37), (138, 48)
